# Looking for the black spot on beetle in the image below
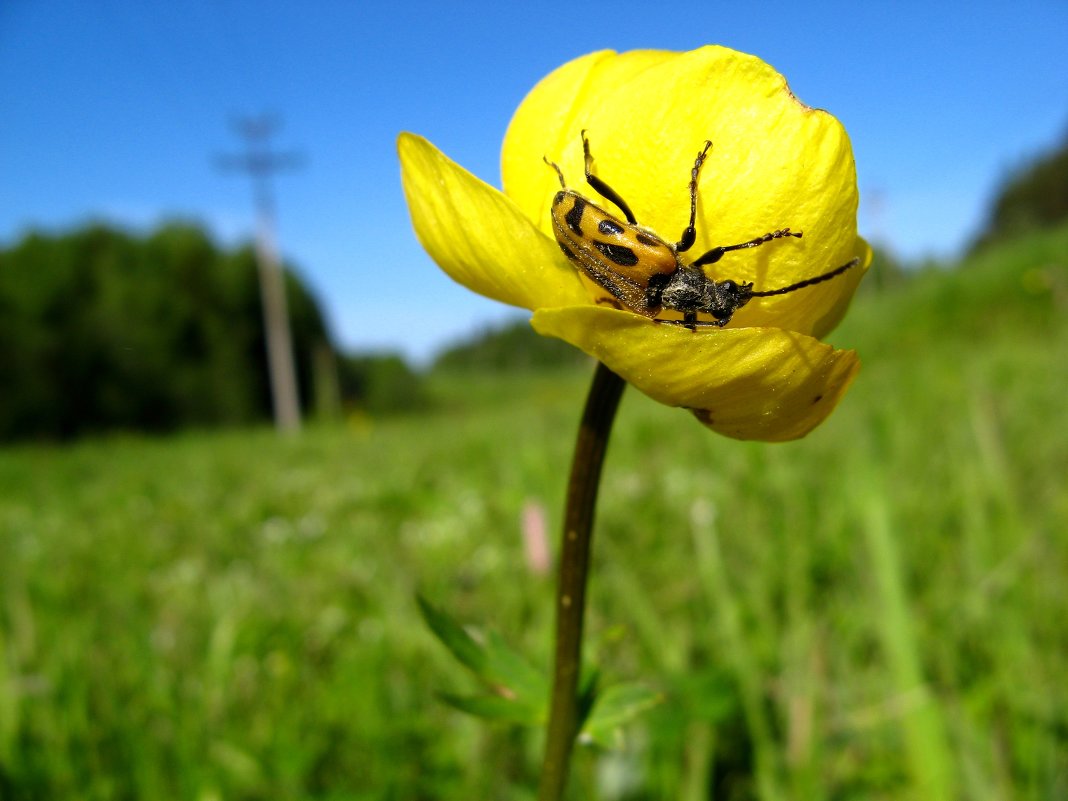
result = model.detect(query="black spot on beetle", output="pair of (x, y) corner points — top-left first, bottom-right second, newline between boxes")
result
(594, 241), (639, 266)
(646, 272), (671, 305)
(635, 232), (661, 247)
(812, 394), (823, 404)
(553, 191), (566, 206)
(565, 197), (586, 236)
(598, 219), (624, 236)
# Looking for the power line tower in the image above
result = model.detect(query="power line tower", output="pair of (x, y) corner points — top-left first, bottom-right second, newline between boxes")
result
(217, 114), (304, 433)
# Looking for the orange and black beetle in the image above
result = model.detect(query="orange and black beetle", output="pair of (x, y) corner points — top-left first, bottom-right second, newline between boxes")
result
(546, 132), (858, 328)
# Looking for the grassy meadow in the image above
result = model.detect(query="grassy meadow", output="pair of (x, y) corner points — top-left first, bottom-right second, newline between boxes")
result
(1, 226), (1067, 799)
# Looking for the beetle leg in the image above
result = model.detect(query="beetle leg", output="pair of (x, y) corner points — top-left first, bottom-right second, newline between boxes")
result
(690, 228), (802, 267)
(581, 131), (637, 224)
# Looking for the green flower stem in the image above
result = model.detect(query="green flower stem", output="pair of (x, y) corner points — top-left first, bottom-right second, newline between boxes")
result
(538, 361), (626, 801)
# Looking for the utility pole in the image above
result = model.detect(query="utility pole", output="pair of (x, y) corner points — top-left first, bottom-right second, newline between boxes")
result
(218, 115), (304, 433)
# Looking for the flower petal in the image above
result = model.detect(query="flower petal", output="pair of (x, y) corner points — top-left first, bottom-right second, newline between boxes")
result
(501, 49), (673, 226)
(532, 306), (859, 442)
(399, 132), (587, 311)
(503, 46), (866, 337)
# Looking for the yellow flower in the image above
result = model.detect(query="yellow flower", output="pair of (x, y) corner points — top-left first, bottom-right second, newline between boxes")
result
(399, 46), (870, 441)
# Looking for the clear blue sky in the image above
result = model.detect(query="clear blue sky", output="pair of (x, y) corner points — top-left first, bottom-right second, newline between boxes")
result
(2, 1), (1066, 363)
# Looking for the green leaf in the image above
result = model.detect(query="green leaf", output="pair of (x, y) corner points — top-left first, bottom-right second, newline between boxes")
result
(417, 594), (549, 724)
(577, 666), (600, 728)
(580, 682), (664, 750)
(437, 691), (543, 726)
(480, 628), (548, 706)
(418, 595), (659, 740)
(416, 594), (488, 676)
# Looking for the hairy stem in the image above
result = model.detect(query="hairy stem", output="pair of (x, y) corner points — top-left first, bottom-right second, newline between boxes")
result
(538, 362), (626, 801)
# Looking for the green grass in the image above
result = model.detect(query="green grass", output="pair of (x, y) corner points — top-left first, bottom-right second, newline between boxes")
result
(1, 226), (1067, 799)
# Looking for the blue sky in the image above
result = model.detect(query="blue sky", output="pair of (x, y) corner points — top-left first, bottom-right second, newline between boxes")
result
(2, 1), (1066, 363)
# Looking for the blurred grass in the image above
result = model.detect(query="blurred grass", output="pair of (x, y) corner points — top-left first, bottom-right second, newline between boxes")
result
(1, 225), (1067, 799)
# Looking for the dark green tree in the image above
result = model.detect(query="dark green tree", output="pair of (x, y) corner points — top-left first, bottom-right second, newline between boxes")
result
(336, 352), (428, 414)
(0, 222), (330, 440)
(971, 128), (1068, 252)
(433, 319), (587, 372)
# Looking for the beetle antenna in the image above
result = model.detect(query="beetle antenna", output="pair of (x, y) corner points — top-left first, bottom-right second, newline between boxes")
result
(676, 140), (713, 253)
(544, 156), (566, 188)
(750, 257), (860, 297)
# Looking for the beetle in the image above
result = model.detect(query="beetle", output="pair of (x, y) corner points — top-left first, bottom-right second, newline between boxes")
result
(545, 132), (859, 329)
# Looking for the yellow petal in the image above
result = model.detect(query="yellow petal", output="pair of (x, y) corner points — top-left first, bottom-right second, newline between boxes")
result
(532, 306), (859, 441)
(503, 46), (865, 336)
(800, 237), (872, 340)
(398, 132), (588, 311)
(501, 49), (673, 226)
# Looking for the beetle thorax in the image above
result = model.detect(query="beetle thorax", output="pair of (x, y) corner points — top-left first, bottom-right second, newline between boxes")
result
(657, 266), (755, 321)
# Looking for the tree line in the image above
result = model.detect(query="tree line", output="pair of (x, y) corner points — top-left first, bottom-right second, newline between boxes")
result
(0, 222), (330, 441)
(970, 127), (1068, 252)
